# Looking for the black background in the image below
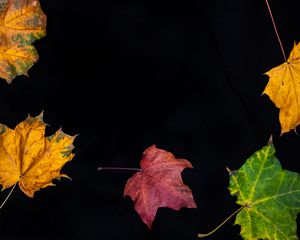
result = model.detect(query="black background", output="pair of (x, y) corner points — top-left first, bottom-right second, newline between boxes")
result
(0, 0), (300, 239)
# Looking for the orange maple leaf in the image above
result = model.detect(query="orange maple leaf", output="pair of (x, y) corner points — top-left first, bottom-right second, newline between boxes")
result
(264, 42), (300, 134)
(0, 0), (46, 83)
(0, 113), (75, 197)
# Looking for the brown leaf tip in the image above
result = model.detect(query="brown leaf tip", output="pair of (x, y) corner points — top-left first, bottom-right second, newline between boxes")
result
(24, 112), (45, 125)
(226, 167), (237, 176)
(268, 135), (273, 145)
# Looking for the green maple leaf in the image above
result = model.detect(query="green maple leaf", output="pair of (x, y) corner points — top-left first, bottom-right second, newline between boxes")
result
(228, 144), (300, 240)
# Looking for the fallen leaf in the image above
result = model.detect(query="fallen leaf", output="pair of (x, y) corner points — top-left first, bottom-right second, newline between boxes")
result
(0, 0), (46, 83)
(228, 144), (300, 240)
(0, 113), (75, 197)
(264, 42), (300, 134)
(124, 145), (197, 229)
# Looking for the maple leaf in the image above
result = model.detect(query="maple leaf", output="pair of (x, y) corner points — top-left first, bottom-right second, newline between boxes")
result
(124, 145), (197, 229)
(0, 113), (75, 197)
(228, 144), (300, 240)
(0, 0), (46, 83)
(264, 42), (300, 134)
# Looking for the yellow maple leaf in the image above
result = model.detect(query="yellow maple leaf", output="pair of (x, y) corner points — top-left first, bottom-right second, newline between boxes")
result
(0, 113), (75, 197)
(264, 42), (300, 134)
(0, 0), (46, 83)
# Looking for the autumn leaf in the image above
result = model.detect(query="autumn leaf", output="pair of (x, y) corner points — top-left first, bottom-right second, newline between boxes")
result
(228, 144), (300, 240)
(124, 145), (197, 229)
(0, 0), (46, 83)
(264, 42), (300, 134)
(0, 113), (75, 197)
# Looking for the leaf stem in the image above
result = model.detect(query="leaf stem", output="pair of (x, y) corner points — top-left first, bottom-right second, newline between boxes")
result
(197, 205), (246, 238)
(98, 167), (142, 171)
(0, 183), (17, 210)
(265, 0), (287, 61)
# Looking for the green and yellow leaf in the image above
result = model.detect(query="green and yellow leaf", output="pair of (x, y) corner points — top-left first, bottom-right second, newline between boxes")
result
(228, 144), (300, 240)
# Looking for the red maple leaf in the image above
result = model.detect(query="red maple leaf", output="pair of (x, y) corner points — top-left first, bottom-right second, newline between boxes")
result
(124, 145), (197, 229)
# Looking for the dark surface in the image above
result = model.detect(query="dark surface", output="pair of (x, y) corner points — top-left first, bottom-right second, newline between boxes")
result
(0, 0), (299, 239)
